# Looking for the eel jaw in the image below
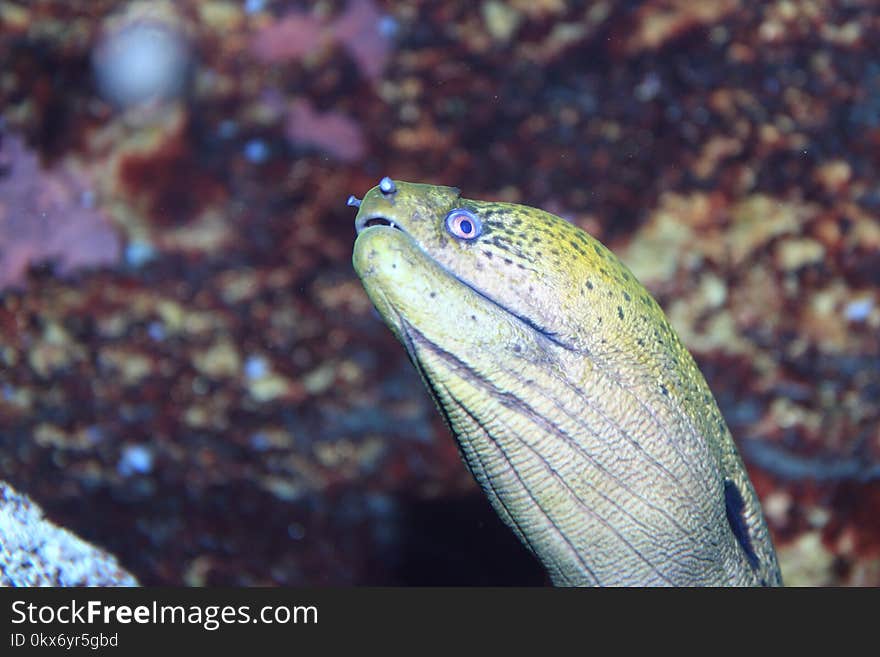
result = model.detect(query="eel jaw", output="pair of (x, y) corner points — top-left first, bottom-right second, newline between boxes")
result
(356, 214), (403, 233)
(357, 217), (402, 234)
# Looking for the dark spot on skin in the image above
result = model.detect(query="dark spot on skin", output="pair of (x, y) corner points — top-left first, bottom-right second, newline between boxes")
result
(586, 280), (594, 290)
(513, 344), (522, 353)
(724, 479), (760, 570)
(517, 263), (526, 270)
(504, 258), (512, 265)
(430, 292), (436, 298)
(491, 237), (511, 252)
(637, 338), (644, 346)
(532, 236), (541, 243)
(660, 384), (669, 396)
(471, 315), (477, 321)
(617, 306), (624, 320)
(593, 244), (603, 256)
(482, 250), (493, 259)
(623, 292), (631, 302)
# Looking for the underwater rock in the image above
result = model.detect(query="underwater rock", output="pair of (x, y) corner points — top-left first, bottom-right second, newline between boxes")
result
(0, 481), (138, 586)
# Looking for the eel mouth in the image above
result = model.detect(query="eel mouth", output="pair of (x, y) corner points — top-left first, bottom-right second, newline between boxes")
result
(356, 215), (403, 233)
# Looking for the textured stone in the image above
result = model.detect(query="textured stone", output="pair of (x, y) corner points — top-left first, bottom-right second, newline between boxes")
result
(0, 482), (137, 586)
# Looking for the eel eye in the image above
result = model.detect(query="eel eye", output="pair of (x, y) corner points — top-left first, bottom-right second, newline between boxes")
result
(445, 208), (482, 240)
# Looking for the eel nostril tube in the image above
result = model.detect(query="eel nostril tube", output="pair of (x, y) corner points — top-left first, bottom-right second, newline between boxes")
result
(378, 176), (397, 195)
(347, 195), (361, 208)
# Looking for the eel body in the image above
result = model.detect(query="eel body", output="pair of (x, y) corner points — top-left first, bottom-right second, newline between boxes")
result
(351, 178), (782, 586)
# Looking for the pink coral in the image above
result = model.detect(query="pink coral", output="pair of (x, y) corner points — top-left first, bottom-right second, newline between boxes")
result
(249, 12), (324, 63)
(285, 99), (366, 162)
(251, 0), (392, 81)
(330, 0), (391, 80)
(0, 135), (121, 290)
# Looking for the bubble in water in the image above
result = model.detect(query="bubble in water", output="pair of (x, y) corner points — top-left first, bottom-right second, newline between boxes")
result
(845, 297), (874, 322)
(118, 445), (154, 477)
(93, 19), (191, 108)
(244, 0), (267, 14)
(244, 355), (269, 380)
(243, 139), (270, 164)
(125, 240), (156, 268)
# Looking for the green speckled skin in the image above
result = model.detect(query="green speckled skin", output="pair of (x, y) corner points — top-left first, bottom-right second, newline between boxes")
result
(352, 180), (782, 586)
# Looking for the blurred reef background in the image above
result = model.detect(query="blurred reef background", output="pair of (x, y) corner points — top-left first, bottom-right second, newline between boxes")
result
(0, 0), (878, 586)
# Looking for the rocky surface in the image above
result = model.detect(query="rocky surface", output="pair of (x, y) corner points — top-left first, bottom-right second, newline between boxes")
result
(0, 481), (137, 586)
(0, 0), (878, 585)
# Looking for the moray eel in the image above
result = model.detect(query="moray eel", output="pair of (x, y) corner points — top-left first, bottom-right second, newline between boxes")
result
(350, 178), (782, 586)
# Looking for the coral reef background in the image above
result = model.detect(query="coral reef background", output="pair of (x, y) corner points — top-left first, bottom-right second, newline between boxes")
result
(0, 0), (878, 585)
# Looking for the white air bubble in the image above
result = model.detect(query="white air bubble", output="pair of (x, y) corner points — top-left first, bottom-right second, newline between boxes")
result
(93, 21), (190, 108)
